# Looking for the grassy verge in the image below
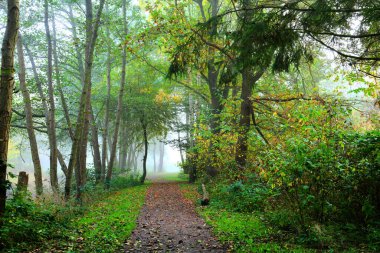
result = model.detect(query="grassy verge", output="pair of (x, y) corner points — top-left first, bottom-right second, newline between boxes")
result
(180, 183), (316, 253)
(1, 183), (149, 253)
(201, 207), (316, 253)
(180, 183), (377, 252)
(69, 184), (148, 252)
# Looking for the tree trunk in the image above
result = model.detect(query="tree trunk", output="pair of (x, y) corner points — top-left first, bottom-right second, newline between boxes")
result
(187, 94), (197, 183)
(101, 2), (112, 182)
(117, 122), (123, 169)
(185, 96), (191, 150)
(26, 42), (70, 177)
(52, 7), (71, 177)
(235, 69), (263, 169)
(105, 0), (127, 188)
(0, 0), (19, 217)
(158, 142), (164, 172)
(25, 42), (70, 187)
(68, 3), (85, 83)
(57, 150), (68, 177)
(199, 0), (223, 178)
(51, 6), (73, 139)
(133, 152), (138, 173)
(107, 129), (113, 161)
(118, 140), (122, 169)
(177, 130), (184, 164)
(206, 0), (223, 134)
(119, 122), (128, 172)
(234, 0), (265, 170)
(140, 122), (148, 183)
(188, 95), (195, 148)
(207, 64), (222, 133)
(153, 141), (156, 173)
(65, 0), (105, 201)
(16, 34), (43, 196)
(189, 160), (197, 183)
(44, 0), (59, 193)
(63, 1), (83, 198)
(127, 144), (134, 169)
(90, 110), (102, 183)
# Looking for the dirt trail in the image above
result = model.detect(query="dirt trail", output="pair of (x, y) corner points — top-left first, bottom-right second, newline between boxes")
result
(124, 182), (227, 252)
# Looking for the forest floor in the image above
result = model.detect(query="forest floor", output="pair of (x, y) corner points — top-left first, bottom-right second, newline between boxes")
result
(124, 179), (228, 252)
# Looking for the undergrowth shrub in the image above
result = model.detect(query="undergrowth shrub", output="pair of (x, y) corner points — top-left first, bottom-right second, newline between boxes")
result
(188, 125), (379, 250)
(0, 193), (72, 252)
(258, 130), (380, 249)
(0, 173), (143, 252)
(183, 89), (379, 250)
(262, 130), (380, 226)
(211, 175), (274, 212)
(109, 174), (141, 189)
(266, 209), (298, 232)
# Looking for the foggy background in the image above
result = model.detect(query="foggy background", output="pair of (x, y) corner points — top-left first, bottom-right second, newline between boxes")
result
(7, 131), (182, 194)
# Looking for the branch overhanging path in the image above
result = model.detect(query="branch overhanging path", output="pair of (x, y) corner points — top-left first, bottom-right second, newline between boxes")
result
(129, 51), (210, 103)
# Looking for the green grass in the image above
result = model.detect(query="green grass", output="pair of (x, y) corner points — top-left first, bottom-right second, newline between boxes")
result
(180, 183), (376, 252)
(180, 183), (316, 253)
(180, 183), (199, 202)
(200, 207), (316, 253)
(2, 184), (149, 253)
(69, 184), (149, 252)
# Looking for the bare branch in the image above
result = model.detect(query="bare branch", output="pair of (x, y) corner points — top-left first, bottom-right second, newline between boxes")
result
(308, 33), (380, 62)
(12, 109), (45, 118)
(11, 124), (48, 134)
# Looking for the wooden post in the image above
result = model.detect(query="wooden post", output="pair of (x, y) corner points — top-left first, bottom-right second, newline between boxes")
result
(16, 171), (28, 192)
(201, 183), (209, 206)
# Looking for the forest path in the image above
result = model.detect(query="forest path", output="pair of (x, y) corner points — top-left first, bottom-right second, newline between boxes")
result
(124, 181), (227, 252)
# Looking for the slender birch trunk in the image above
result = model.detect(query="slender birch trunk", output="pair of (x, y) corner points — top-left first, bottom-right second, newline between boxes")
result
(133, 150), (138, 173)
(105, 0), (127, 187)
(51, 6), (73, 139)
(140, 120), (148, 183)
(68, 3), (85, 83)
(24, 43), (68, 181)
(101, 2), (112, 182)
(158, 142), (164, 172)
(16, 34), (43, 196)
(177, 129), (184, 164)
(65, 0), (105, 200)
(119, 122), (128, 172)
(44, 0), (59, 193)
(127, 144), (134, 169)
(153, 141), (156, 173)
(90, 111), (102, 183)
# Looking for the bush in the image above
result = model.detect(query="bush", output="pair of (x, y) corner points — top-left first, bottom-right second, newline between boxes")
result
(210, 175), (274, 212)
(0, 173), (144, 252)
(266, 209), (299, 232)
(260, 130), (380, 225)
(0, 194), (71, 252)
(109, 174), (142, 190)
(198, 130), (380, 250)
